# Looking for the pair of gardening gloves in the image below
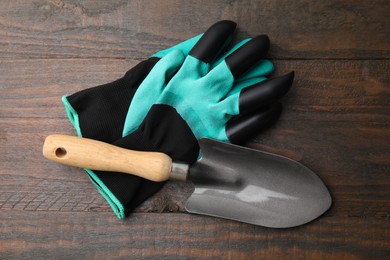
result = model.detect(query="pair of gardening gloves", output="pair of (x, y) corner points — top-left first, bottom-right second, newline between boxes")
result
(63, 21), (294, 218)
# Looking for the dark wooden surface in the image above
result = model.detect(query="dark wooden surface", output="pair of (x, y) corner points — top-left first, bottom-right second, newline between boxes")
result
(1, 0), (389, 259)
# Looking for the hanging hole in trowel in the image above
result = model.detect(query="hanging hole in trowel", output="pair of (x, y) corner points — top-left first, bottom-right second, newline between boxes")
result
(55, 147), (67, 158)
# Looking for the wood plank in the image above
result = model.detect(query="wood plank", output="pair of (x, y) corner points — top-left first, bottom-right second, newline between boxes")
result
(1, 59), (389, 120)
(0, 0), (388, 59)
(0, 211), (389, 259)
(1, 0), (388, 258)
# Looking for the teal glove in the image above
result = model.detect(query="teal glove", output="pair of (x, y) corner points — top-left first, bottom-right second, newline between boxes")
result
(61, 21), (277, 218)
(123, 23), (292, 144)
(62, 33), (205, 218)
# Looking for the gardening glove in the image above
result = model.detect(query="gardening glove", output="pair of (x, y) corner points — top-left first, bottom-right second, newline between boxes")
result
(63, 22), (271, 143)
(123, 24), (294, 144)
(116, 21), (293, 216)
(62, 33), (203, 143)
(63, 21), (282, 218)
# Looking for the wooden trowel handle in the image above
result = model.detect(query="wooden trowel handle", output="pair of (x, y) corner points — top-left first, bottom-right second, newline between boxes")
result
(42, 134), (172, 182)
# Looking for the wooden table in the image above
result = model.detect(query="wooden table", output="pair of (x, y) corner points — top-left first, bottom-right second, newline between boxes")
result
(1, 1), (389, 259)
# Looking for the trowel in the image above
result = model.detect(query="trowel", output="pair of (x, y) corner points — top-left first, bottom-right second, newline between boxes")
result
(43, 135), (331, 228)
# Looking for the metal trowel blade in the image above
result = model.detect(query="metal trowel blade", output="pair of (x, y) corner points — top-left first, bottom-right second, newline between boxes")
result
(184, 138), (332, 228)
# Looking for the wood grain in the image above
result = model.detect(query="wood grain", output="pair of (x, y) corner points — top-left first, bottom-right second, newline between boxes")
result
(0, 0), (388, 59)
(1, 59), (388, 119)
(0, 211), (389, 259)
(1, 0), (389, 258)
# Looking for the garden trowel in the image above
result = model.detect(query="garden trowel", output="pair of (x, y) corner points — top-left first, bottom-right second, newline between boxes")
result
(43, 134), (331, 228)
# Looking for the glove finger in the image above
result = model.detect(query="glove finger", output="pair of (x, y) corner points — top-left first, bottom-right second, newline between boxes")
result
(211, 38), (251, 67)
(225, 35), (270, 79)
(234, 59), (274, 83)
(226, 102), (282, 144)
(211, 39), (274, 82)
(189, 20), (236, 63)
(239, 72), (294, 115)
(217, 70), (288, 123)
(201, 35), (271, 96)
(227, 59), (275, 98)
